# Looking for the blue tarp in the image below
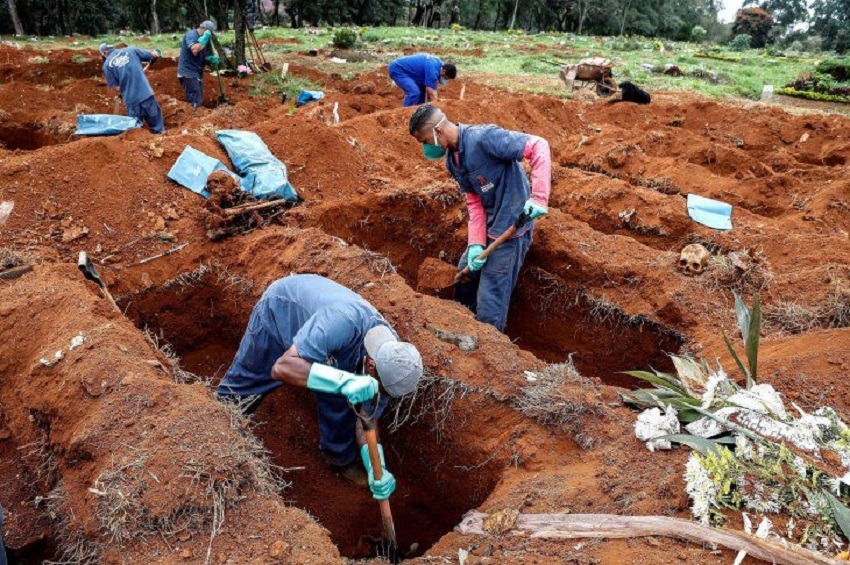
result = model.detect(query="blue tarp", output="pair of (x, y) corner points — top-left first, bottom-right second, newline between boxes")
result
(167, 146), (240, 198)
(687, 194), (733, 231)
(75, 114), (141, 136)
(215, 130), (298, 201)
(296, 90), (325, 107)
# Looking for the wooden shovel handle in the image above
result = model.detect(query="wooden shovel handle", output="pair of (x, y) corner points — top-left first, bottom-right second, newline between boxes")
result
(362, 422), (398, 549)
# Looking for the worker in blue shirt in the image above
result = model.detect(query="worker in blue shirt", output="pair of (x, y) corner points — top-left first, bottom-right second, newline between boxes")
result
(388, 53), (456, 107)
(408, 104), (552, 333)
(216, 274), (423, 499)
(99, 43), (164, 134)
(177, 20), (220, 109)
(0, 504), (6, 565)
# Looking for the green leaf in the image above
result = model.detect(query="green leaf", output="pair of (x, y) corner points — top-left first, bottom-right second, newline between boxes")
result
(825, 492), (850, 541)
(657, 433), (724, 456)
(733, 291), (751, 343)
(713, 435), (738, 445)
(624, 371), (688, 395)
(745, 294), (761, 387)
(722, 330), (750, 380)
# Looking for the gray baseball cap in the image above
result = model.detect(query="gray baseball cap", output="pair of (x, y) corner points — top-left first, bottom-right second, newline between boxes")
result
(98, 43), (113, 56)
(364, 325), (423, 398)
(200, 20), (217, 32)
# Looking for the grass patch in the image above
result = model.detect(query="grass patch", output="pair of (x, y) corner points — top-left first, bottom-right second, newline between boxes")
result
(776, 87), (850, 104)
(249, 72), (320, 103)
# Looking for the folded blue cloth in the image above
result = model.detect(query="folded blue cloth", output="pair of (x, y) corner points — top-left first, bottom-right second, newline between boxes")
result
(687, 194), (732, 230)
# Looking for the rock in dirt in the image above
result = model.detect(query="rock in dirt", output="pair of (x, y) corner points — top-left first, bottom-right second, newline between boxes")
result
(417, 257), (457, 292)
(268, 539), (291, 559)
(427, 324), (478, 352)
(61, 225), (89, 243)
(482, 508), (519, 535)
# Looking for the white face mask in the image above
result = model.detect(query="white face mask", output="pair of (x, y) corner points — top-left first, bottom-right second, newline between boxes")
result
(432, 117), (446, 146)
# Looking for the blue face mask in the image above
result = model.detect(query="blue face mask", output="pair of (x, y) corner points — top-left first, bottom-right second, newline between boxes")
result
(423, 118), (447, 159)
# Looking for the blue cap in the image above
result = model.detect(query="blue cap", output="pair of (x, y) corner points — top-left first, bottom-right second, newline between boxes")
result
(200, 20), (216, 32)
(98, 43), (113, 56)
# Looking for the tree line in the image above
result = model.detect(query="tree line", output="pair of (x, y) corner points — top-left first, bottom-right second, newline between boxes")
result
(2, 0), (850, 53)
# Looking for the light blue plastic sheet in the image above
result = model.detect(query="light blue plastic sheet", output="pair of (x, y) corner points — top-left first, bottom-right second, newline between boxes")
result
(215, 130), (298, 201)
(75, 114), (141, 136)
(296, 90), (325, 107)
(167, 146), (239, 198)
(687, 194), (733, 230)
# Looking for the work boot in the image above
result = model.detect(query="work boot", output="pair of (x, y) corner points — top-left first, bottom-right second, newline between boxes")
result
(332, 461), (368, 488)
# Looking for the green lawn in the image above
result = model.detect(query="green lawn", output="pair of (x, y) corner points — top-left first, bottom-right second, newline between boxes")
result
(1, 26), (829, 101)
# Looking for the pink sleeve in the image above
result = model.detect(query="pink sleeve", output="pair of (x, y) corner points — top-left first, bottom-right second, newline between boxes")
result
(466, 192), (487, 247)
(523, 136), (551, 206)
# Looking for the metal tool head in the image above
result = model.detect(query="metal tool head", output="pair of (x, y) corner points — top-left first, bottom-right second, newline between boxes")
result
(77, 251), (104, 288)
(515, 211), (532, 229)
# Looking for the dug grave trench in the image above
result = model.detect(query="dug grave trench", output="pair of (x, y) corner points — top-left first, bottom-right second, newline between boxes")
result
(303, 191), (685, 386)
(122, 269), (510, 559)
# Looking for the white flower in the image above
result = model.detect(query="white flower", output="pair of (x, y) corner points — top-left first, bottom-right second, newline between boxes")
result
(685, 453), (716, 524)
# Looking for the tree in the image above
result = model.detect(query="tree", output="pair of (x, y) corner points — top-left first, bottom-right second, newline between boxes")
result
(810, 0), (850, 53)
(7, 0), (24, 35)
(744, 0), (807, 28)
(731, 6), (774, 47)
(151, 0), (160, 33)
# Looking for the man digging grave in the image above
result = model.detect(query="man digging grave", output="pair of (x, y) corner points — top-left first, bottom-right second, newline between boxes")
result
(99, 43), (164, 134)
(408, 104), (551, 332)
(216, 274), (423, 500)
(388, 53), (456, 107)
(177, 20), (220, 109)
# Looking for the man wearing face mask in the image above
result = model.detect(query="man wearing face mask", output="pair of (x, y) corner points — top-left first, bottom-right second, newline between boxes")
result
(388, 53), (456, 107)
(408, 104), (551, 332)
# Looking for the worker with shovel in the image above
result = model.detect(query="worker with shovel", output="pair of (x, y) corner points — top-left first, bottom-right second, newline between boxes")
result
(388, 53), (456, 107)
(408, 104), (551, 332)
(99, 43), (164, 134)
(177, 20), (220, 109)
(216, 274), (423, 499)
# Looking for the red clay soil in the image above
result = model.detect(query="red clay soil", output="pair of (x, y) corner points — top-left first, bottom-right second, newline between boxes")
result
(0, 42), (848, 564)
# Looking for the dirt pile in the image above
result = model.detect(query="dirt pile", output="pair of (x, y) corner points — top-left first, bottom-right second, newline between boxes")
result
(0, 43), (848, 564)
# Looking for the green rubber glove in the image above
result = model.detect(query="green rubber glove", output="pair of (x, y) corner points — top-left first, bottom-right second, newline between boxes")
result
(307, 363), (378, 404)
(153, 48), (162, 58)
(205, 54), (220, 67)
(360, 444), (396, 500)
(523, 199), (548, 220)
(198, 29), (213, 48)
(467, 244), (487, 272)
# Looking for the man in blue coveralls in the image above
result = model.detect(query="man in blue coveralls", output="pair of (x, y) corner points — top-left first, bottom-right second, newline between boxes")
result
(388, 53), (456, 107)
(177, 20), (220, 109)
(0, 504), (6, 565)
(216, 274), (423, 500)
(99, 43), (164, 134)
(408, 104), (552, 333)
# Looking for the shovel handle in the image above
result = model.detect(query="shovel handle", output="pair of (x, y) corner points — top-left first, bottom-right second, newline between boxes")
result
(454, 212), (531, 284)
(361, 411), (398, 550)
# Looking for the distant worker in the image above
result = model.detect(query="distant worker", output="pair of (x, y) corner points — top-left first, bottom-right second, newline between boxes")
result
(216, 274), (423, 499)
(388, 53), (456, 107)
(99, 43), (164, 134)
(408, 104), (551, 332)
(177, 20), (220, 109)
(0, 504), (6, 565)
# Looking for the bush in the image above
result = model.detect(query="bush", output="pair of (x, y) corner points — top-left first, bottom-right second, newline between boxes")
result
(691, 25), (707, 43)
(817, 58), (850, 81)
(332, 28), (358, 49)
(804, 35), (823, 52)
(788, 40), (804, 52)
(729, 34), (752, 51)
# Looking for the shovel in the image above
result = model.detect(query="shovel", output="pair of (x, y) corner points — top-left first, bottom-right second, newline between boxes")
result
(77, 251), (120, 313)
(454, 211), (532, 285)
(213, 61), (231, 105)
(359, 406), (401, 563)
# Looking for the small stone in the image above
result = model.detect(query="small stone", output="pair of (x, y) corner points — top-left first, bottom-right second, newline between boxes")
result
(180, 549), (192, 559)
(176, 530), (191, 542)
(269, 540), (290, 558)
(61, 225), (89, 243)
(153, 216), (167, 231)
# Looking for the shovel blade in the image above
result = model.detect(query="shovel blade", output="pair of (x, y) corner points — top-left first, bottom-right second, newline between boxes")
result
(77, 251), (103, 287)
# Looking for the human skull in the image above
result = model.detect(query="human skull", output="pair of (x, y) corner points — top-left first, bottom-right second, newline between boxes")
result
(678, 243), (710, 276)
